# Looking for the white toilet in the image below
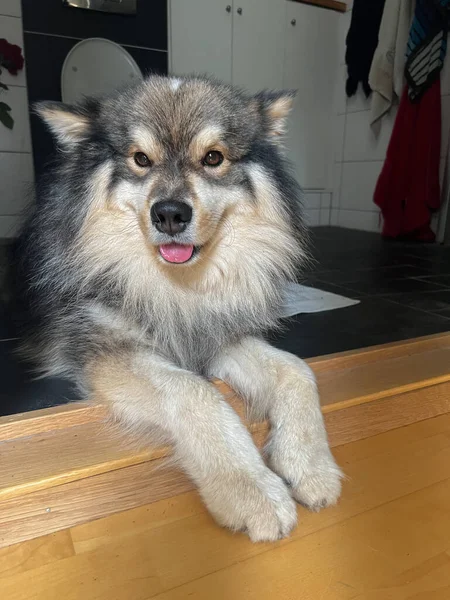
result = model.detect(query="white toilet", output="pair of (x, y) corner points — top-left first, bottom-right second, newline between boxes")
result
(61, 37), (143, 104)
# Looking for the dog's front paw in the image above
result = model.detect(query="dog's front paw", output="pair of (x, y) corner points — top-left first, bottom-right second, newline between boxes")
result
(200, 468), (297, 542)
(269, 441), (343, 512)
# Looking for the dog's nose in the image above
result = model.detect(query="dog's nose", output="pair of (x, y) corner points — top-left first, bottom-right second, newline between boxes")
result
(150, 200), (193, 236)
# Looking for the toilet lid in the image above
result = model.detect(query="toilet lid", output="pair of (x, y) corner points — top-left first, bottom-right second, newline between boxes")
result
(61, 37), (142, 104)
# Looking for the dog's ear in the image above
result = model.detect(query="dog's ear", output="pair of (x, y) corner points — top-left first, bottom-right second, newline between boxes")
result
(34, 101), (96, 148)
(254, 90), (296, 141)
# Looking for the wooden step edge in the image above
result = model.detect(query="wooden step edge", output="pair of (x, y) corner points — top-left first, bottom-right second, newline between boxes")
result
(320, 373), (450, 415)
(0, 402), (108, 442)
(308, 331), (450, 373)
(2, 368), (450, 504)
(0, 447), (170, 504)
(2, 332), (450, 442)
(2, 384), (450, 550)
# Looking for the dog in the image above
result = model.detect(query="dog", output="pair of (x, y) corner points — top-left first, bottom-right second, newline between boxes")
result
(15, 75), (342, 542)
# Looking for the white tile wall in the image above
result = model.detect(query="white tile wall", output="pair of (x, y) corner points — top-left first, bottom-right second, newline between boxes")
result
(340, 161), (383, 211)
(333, 114), (345, 163)
(303, 192), (321, 210)
(304, 209), (321, 226)
(0, 214), (24, 237)
(0, 0), (21, 17)
(0, 14), (26, 87)
(441, 94), (450, 158)
(0, 4), (34, 237)
(334, 64), (347, 116)
(0, 153), (34, 214)
(320, 207), (330, 225)
(0, 86), (32, 153)
(321, 192), (331, 208)
(338, 209), (382, 232)
(441, 48), (450, 96)
(330, 207), (339, 225)
(346, 86), (372, 114)
(343, 107), (396, 162)
(332, 162), (342, 208)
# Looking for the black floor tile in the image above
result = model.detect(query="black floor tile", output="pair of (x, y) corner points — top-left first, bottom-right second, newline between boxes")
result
(270, 297), (450, 359)
(0, 339), (79, 417)
(302, 279), (366, 299)
(342, 277), (448, 296)
(415, 274), (450, 286)
(312, 265), (430, 285)
(382, 289), (450, 312)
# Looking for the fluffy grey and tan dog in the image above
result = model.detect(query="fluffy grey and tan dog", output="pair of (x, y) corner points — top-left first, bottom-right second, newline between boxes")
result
(16, 75), (342, 541)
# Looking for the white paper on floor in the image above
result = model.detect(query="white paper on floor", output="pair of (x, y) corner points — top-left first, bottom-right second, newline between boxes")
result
(281, 282), (360, 317)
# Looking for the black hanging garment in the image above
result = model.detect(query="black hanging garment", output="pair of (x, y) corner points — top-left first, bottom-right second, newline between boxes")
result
(345, 0), (386, 97)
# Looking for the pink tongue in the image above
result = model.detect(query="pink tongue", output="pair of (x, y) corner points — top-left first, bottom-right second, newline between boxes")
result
(159, 244), (194, 264)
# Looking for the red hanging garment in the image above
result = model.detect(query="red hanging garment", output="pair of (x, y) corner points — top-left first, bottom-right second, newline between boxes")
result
(373, 78), (441, 241)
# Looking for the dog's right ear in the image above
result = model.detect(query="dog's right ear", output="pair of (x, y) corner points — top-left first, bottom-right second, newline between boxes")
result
(34, 101), (93, 149)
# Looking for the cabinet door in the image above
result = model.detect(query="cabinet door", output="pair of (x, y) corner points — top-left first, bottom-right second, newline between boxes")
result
(232, 0), (286, 92)
(169, 0), (233, 83)
(283, 3), (338, 189)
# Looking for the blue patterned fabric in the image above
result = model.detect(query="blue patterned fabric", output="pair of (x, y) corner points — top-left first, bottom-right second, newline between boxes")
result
(405, 0), (450, 100)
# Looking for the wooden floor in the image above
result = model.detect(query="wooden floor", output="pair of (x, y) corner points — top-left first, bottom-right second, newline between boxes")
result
(1, 413), (450, 600)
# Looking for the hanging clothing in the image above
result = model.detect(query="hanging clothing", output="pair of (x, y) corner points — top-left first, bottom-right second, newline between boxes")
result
(369, 0), (414, 130)
(373, 79), (441, 241)
(345, 0), (386, 97)
(405, 0), (450, 101)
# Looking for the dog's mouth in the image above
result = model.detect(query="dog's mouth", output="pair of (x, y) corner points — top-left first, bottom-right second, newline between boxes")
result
(158, 243), (198, 264)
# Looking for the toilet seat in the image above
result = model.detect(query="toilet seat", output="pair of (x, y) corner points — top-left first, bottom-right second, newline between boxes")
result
(61, 37), (142, 104)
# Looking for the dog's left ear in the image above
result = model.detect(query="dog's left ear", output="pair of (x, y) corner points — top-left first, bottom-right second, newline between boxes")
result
(34, 101), (96, 149)
(254, 90), (296, 141)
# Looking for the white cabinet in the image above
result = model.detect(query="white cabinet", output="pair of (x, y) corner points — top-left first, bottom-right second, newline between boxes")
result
(283, 2), (338, 189)
(232, 0), (286, 92)
(169, 0), (233, 83)
(169, 0), (339, 190)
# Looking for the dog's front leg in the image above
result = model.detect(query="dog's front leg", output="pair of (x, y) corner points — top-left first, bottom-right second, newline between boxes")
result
(88, 350), (297, 542)
(210, 338), (343, 511)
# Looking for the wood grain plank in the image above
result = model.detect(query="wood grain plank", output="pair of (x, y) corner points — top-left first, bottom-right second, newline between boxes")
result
(324, 381), (450, 447)
(0, 422), (170, 502)
(147, 479), (450, 600)
(2, 372), (450, 505)
(0, 531), (73, 578)
(0, 403), (108, 442)
(2, 414), (450, 599)
(0, 460), (194, 550)
(2, 394), (450, 551)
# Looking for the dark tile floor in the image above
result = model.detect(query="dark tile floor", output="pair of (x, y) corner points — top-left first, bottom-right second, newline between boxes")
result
(2, 226), (450, 416)
(269, 227), (450, 358)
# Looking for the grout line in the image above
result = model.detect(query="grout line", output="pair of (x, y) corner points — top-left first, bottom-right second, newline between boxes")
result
(23, 30), (168, 53)
(0, 150), (32, 155)
(0, 13), (21, 19)
(1, 83), (27, 89)
(338, 209), (380, 213)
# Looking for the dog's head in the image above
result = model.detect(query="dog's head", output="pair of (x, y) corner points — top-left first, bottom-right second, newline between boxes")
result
(36, 76), (303, 278)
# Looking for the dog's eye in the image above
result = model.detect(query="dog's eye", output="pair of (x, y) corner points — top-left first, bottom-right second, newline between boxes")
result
(202, 151), (224, 167)
(134, 152), (152, 168)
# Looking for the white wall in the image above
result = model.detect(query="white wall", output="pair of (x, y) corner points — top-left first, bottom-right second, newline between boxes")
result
(0, 0), (33, 238)
(331, 2), (450, 233)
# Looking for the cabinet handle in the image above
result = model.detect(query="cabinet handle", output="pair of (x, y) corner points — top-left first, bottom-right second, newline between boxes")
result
(237, 7), (242, 14)
(226, 4), (231, 12)
(291, 18), (296, 26)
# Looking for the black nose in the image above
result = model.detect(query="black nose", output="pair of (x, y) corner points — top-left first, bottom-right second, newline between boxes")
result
(150, 200), (193, 236)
